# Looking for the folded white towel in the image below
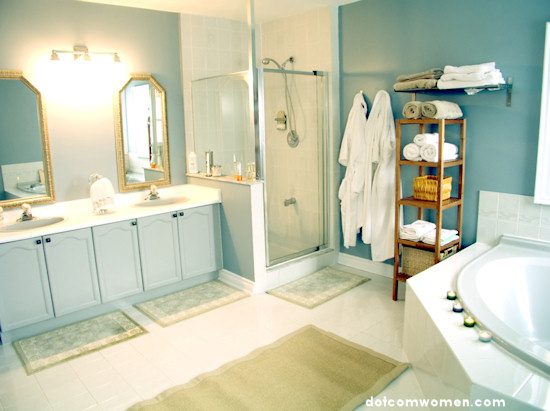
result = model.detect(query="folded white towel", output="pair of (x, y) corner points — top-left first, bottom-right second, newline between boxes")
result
(413, 133), (440, 146)
(403, 143), (421, 161)
(399, 220), (436, 241)
(402, 101), (423, 119)
(437, 70), (505, 90)
(397, 68), (443, 82)
(422, 229), (459, 245)
(443, 62), (496, 75)
(420, 143), (458, 162)
(440, 72), (486, 82)
(421, 100), (463, 120)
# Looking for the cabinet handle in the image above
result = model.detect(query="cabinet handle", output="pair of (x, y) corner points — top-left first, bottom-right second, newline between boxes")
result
(172, 213), (177, 218)
(36, 239), (42, 245)
(131, 221), (137, 226)
(45, 238), (51, 243)
(179, 212), (184, 217)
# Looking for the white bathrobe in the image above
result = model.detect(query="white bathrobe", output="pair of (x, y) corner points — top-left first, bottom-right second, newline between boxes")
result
(362, 90), (398, 261)
(338, 92), (368, 248)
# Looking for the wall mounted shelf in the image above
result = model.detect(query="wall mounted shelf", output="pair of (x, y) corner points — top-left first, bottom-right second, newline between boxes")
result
(394, 77), (513, 107)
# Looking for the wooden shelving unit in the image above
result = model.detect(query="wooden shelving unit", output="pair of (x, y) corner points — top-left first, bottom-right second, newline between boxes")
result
(392, 118), (466, 300)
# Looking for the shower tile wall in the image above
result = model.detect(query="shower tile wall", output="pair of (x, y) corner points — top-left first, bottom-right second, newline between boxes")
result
(179, 14), (250, 172)
(259, 8), (332, 261)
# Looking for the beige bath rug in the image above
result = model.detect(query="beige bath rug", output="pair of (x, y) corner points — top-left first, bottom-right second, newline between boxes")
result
(129, 325), (408, 411)
(267, 266), (369, 308)
(134, 280), (248, 327)
(14, 311), (146, 374)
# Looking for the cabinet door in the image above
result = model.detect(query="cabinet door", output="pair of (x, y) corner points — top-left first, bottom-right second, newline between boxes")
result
(177, 205), (221, 279)
(0, 238), (54, 331)
(43, 228), (101, 316)
(92, 219), (143, 302)
(137, 212), (182, 290)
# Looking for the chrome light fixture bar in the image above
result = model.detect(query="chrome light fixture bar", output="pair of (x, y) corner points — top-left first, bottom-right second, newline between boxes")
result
(50, 45), (120, 62)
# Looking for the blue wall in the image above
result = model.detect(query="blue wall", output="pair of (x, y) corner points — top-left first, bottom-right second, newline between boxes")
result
(339, 0), (550, 260)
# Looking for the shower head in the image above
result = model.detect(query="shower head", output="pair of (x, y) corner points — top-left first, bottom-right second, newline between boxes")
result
(261, 57), (284, 70)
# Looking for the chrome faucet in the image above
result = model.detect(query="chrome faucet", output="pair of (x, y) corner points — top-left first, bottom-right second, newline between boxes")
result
(145, 184), (160, 201)
(18, 203), (34, 221)
(284, 197), (296, 207)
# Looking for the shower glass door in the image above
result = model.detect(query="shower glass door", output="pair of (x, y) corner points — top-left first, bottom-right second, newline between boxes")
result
(259, 68), (328, 266)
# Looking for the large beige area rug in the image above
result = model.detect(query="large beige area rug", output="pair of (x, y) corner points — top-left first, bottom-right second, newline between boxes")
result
(267, 266), (369, 308)
(130, 325), (408, 411)
(14, 311), (145, 375)
(135, 281), (248, 327)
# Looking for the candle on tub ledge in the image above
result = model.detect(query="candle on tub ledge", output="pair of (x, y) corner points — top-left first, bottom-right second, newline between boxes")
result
(452, 302), (464, 313)
(447, 290), (457, 300)
(479, 330), (493, 342)
(463, 315), (476, 328)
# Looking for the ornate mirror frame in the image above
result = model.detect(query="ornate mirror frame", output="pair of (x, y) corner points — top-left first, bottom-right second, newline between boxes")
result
(114, 73), (171, 192)
(0, 70), (55, 208)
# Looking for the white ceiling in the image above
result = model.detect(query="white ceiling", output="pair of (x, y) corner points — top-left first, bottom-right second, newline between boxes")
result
(77, 0), (358, 22)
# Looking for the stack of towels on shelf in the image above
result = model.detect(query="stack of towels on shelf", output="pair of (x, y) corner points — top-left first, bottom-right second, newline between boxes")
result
(393, 68), (442, 91)
(399, 220), (459, 245)
(437, 62), (505, 90)
(402, 100), (463, 120)
(403, 132), (458, 162)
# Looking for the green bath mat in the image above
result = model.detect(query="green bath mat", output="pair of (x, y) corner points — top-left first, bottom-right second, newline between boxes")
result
(267, 266), (369, 308)
(135, 281), (248, 327)
(14, 311), (146, 374)
(129, 325), (408, 411)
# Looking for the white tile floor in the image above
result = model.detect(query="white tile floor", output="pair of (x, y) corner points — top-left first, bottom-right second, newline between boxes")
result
(0, 265), (426, 410)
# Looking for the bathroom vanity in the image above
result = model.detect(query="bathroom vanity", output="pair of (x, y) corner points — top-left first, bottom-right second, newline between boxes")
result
(0, 184), (222, 342)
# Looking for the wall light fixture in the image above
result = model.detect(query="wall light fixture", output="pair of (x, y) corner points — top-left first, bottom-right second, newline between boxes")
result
(50, 45), (120, 63)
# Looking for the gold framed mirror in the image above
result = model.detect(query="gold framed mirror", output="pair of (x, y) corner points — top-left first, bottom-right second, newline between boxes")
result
(0, 70), (55, 208)
(114, 73), (171, 191)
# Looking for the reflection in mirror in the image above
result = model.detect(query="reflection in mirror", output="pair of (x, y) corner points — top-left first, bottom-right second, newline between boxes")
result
(0, 70), (55, 208)
(115, 73), (170, 191)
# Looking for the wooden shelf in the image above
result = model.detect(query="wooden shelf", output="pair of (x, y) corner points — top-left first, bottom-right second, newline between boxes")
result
(393, 118), (466, 301)
(398, 196), (462, 210)
(395, 273), (411, 282)
(396, 118), (465, 125)
(399, 159), (464, 167)
(397, 237), (460, 251)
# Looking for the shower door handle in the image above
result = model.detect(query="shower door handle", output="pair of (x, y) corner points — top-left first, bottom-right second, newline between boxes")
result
(284, 197), (296, 206)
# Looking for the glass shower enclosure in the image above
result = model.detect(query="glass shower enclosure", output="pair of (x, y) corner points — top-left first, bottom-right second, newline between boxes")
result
(258, 68), (328, 266)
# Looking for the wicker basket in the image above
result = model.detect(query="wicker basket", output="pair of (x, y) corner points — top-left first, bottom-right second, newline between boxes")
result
(401, 245), (458, 276)
(413, 175), (452, 201)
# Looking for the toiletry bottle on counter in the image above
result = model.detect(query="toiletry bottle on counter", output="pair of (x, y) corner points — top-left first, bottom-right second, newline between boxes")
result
(187, 151), (198, 174)
(236, 162), (243, 181)
(205, 150), (214, 176)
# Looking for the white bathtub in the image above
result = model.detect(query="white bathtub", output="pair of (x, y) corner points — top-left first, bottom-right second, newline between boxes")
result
(457, 235), (550, 376)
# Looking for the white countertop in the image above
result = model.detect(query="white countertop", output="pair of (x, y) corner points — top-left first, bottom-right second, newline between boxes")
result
(0, 184), (221, 244)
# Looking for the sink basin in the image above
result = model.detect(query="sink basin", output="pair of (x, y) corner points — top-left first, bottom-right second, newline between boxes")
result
(0, 217), (65, 232)
(133, 197), (188, 207)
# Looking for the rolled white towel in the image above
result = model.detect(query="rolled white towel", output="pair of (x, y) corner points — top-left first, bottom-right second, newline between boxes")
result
(403, 143), (421, 161)
(422, 229), (459, 245)
(399, 220), (436, 241)
(402, 101), (422, 119)
(443, 62), (496, 75)
(421, 100), (463, 119)
(420, 143), (458, 162)
(413, 132), (440, 146)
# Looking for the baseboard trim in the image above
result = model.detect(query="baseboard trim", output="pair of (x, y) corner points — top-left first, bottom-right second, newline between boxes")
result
(218, 269), (256, 294)
(337, 253), (393, 278)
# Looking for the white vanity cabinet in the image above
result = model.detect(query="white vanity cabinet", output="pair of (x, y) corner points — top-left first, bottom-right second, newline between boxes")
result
(43, 228), (101, 316)
(137, 204), (221, 290)
(92, 219), (143, 302)
(137, 211), (183, 290)
(0, 238), (54, 331)
(178, 205), (221, 279)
